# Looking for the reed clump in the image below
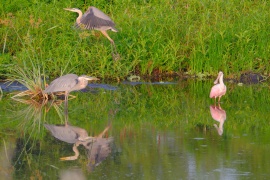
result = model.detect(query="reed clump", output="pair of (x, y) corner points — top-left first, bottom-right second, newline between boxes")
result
(0, 0), (269, 80)
(7, 65), (46, 101)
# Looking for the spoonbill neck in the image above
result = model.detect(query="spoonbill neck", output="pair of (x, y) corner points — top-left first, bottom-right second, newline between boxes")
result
(219, 74), (224, 85)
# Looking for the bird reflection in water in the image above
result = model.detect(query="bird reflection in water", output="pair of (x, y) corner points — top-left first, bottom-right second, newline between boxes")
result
(44, 121), (113, 171)
(209, 104), (226, 135)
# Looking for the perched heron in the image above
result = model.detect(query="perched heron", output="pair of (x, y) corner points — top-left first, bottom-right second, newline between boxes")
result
(64, 6), (119, 59)
(209, 71), (227, 103)
(44, 74), (99, 116)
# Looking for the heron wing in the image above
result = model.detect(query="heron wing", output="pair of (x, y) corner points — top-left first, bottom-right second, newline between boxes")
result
(87, 137), (114, 166)
(79, 6), (115, 30)
(44, 74), (79, 93)
(44, 124), (79, 144)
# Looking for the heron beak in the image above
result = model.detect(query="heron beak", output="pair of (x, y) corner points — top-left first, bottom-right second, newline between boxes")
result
(63, 8), (72, 11)
(85, 76), (99, 81)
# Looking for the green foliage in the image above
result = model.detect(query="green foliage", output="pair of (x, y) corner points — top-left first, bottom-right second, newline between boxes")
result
(0, 0), (269, 79)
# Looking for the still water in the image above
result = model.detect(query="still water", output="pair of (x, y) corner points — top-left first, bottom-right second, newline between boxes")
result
(0, 79), (270, 179)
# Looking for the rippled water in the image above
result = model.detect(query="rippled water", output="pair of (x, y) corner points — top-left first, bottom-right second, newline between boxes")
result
(0, 80), (270, 179)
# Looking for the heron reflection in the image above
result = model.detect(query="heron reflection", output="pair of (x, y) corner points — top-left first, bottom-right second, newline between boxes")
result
(44, 122), (113, 171)
(210, 104), (226, 135)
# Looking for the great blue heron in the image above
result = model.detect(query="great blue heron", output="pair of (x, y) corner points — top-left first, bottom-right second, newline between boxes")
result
(64, 6), (119, 60)
(44, 74), (99, 116)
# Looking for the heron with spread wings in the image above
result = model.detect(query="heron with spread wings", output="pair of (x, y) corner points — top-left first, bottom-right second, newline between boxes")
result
(64, 6), (119, 60)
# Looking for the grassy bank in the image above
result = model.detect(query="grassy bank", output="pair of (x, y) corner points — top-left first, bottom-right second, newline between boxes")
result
(0, 0), (269, 80)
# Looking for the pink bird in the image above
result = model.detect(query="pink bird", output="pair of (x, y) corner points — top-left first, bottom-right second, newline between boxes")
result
(210, 105), (226, 135)
(209, 71), (226, 103)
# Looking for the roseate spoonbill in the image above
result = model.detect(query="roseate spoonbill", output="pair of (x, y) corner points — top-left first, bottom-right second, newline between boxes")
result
(210, 105), (226, 135)
(43, 74), (99, 116)
(209, 71), (226, 103)
(64, 7), (119, 60)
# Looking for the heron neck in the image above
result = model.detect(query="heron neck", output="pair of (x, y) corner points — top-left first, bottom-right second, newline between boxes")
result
(76, 11), (83, 24)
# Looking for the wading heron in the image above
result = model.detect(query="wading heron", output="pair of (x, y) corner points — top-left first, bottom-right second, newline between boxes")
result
(44, 74), (99, 117)
(64, 6), (119, 60)
(209, 71), (227, 103)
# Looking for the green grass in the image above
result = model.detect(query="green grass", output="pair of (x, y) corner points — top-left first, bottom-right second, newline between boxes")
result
(0, 0), (269, 80)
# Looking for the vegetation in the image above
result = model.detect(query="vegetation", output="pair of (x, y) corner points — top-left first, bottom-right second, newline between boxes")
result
(0, 0), (269, 80)
(1, 1), (269, 177)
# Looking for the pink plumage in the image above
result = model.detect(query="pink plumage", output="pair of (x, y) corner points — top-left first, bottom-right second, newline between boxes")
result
(209, 71), (226, 103)
(210, 105), (226, 122)
(210, 105), (226, 135)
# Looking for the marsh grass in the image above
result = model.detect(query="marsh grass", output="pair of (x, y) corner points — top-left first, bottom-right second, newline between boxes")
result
(8, 64), (46, 100)
(0, 0), (269, 80)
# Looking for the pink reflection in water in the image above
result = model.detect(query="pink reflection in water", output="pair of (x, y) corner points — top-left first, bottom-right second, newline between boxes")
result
(210, 105), (226, 135)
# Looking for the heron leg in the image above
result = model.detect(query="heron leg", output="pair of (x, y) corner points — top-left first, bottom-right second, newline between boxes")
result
(97, 125), (111, 138)
(64, 92), (69, 122)
(100, 30), (114, 44)
(100, 30), (120, 60)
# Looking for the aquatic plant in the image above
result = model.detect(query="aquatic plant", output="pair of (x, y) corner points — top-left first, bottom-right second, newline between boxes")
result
(7, 65), (46, 100)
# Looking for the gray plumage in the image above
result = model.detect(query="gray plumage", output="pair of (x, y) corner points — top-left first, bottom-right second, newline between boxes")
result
(44, 74), (97, 94)
(44, 124), (89, 144)
(79, 6), (117, 32)
(44, 74), (98, 118)
(64, 6), (117, 32)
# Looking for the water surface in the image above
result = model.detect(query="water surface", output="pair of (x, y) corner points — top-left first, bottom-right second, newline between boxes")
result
(0, 80), (270, 179)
